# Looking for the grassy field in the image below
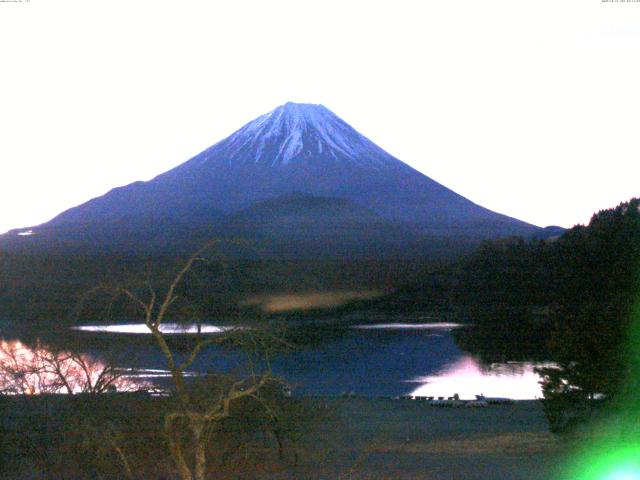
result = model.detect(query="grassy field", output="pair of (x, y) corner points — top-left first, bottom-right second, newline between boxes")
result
(1, 395), (567, 479)
(268, 398), (564, 480)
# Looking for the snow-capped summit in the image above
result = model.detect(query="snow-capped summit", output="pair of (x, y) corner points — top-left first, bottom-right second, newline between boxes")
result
(186, 102), (400, 169)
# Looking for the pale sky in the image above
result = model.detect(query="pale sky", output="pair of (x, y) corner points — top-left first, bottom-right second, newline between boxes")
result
(1, 0), (639, 234)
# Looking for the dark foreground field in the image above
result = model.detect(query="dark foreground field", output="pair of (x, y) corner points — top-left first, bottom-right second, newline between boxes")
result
(293, 397), (561, 480)
(1, 395), (564, 479)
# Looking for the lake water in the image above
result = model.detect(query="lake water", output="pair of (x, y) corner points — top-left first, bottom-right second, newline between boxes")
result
(0, 319), (547, 399)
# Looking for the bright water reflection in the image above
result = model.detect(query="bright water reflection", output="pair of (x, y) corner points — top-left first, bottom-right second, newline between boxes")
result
(351, 322), (464, 330)
(73, 323), (239, 334)
(409, 356), (551, 400)
(0, 320), (552, 397)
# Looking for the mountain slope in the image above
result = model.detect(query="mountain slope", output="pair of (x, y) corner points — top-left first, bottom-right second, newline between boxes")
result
(5, 102), (541, 255)
(217, 193), (425, 259)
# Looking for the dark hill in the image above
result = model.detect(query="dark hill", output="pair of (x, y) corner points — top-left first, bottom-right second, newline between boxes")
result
(217, 193), (424, 259)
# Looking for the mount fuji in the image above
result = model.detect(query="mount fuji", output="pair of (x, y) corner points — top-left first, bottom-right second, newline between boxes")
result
(6, 102), (541, 257)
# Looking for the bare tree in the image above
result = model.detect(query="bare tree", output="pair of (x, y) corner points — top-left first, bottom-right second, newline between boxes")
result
(80, 241), (287, 480)
(0, 339), (142, 395)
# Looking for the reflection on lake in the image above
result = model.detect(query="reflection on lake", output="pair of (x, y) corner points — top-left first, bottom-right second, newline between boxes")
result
(1, 318), (549, 398)
(409, 356), (550, 400)
(351, 322), (464, 330)
(73, 323), (239, 335)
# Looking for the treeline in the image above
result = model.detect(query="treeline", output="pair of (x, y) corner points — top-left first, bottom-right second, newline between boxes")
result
(386, 198), (638, 350)
(0, 244), (440, 326)
(382, 198), (640, 429)
(459, 198), (640, 377)
(535, 198), (640, 430)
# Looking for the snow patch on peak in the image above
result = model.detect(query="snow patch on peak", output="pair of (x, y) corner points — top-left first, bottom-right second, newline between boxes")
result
(193, 102), (404, 170)
(275, 127), (304, 166)
(281, 101), (328, 113)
